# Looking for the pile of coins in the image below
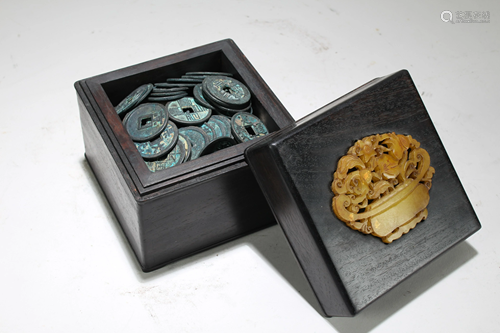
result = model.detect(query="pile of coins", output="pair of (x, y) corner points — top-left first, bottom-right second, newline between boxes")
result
(114, 72), (269, 172)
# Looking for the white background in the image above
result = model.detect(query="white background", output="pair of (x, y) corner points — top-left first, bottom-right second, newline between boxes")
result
(1, 0), (498, 332)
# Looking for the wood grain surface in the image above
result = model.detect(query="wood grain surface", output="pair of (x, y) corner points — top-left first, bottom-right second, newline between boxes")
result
(246, 70), (481, 316)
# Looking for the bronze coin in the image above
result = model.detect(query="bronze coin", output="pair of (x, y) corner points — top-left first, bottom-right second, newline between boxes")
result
(125, 103), (168, 142)
(231, 112), (269, 142)
(178, 126), (211, 160)
(135, 121), (178, 160)
(115, 83), (153, 116)
(200, 137), (237, 156)
(167, 97), (212, 125)
(202, 76), (251, 109)
(145, 139), (185, 172)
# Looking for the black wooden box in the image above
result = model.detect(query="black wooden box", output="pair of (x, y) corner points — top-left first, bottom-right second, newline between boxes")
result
(245, 70), (481, 317)
(75, 39), (294, 272)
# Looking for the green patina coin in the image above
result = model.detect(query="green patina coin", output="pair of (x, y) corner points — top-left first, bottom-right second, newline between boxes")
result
(177, 134), (192, 162)
(193, 84), (214, 110)
(167, 77), (204, 83)
(202, 76), (251, 109)
(211, 115), (232, 138)
(115, 83), (153, 116)
(178, 126), (210, 160)
(182, 75), (209, 80)
(167, 97), (211, 125)
(122, 109), (133, 127)
(185, 72), (233, 77)
(145, 139), (185, 172)
(211, 100), (253, 117)
(152, 85), (189, 91)
(231, 112), (269, 143)
(155, 82), (197, 88)
(150, 90), (190, 97)
(135, 121), (178, 160)
(200, 137), (237, 156)
(206, 118), (226, 138)
(147, 92), (188, 102)
(200, 123), (216, 142)
(125, 103), (168, 142)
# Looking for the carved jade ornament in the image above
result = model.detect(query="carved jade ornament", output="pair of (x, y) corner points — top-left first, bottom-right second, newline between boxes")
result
(331, 133), (435, 243)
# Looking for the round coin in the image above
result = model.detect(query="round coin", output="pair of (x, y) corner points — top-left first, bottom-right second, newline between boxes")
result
(115, 83), (153, 116)
(200, 137), (237, 156)
(152, 85), (189, 91)
(125, 103), (168, 142)
(135, 121), (178, 160)
(200, 123), (215, 142)
(182, 75), (209, 80)
(211, 115), (232, 136)
(122, 109), (133, 127)
(212, 100), (252, 116)
(167, 97), (212, 125)
(231, 112), (269, 142)
(202, 76), (251, 109)
(178, 126), (211, 160)
(156, 82), (197, 88)
(177, 134), (192, 162)
(147, 92), (188, 102)
(150, 90), (190, 97)
(167, 77), (204, 83)
(193, 84), (215, 109)
(145, 140), (185, 172)
(185, 72), (233, 77)
(206, 118), (226, 138)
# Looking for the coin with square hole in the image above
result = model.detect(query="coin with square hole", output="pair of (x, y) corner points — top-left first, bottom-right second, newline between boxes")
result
(167, 97), (212, 125)
(231, 112), (269, 142)
(135, 121), (178, 160)
(178, 126), (211, 160)
(125, 103), (168, 142)
(202, 76), (251, 109)
(145, 139), (185, 172)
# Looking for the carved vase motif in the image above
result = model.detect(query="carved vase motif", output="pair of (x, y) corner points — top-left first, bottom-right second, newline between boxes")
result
(331, 133), (435, 243)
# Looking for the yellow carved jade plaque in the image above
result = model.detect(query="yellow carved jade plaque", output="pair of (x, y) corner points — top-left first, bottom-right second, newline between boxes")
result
(331, 133), (435, 243)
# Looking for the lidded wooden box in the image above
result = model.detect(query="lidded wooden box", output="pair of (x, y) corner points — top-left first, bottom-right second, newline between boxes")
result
(76, 40), (480, 317)
(75, 39), (294, 272)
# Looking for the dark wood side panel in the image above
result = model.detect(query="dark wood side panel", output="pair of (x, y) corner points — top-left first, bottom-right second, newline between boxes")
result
(245, 143), (354, 317)
(77, 83), (145, 265)
(140, 162), (277, 271)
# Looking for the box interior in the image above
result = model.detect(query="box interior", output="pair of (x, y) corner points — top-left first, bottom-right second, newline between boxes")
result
(83, 43), (290, 193)
(101, 51), (280, 134)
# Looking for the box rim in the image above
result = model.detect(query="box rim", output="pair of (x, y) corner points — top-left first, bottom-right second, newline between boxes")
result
(77, 39), (294, 196)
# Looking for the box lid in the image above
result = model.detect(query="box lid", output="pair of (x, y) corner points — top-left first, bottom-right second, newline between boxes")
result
(244, 70), (481, 317)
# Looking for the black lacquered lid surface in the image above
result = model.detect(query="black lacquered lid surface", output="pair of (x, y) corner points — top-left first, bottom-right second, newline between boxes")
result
(245, 70), (481, 317)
